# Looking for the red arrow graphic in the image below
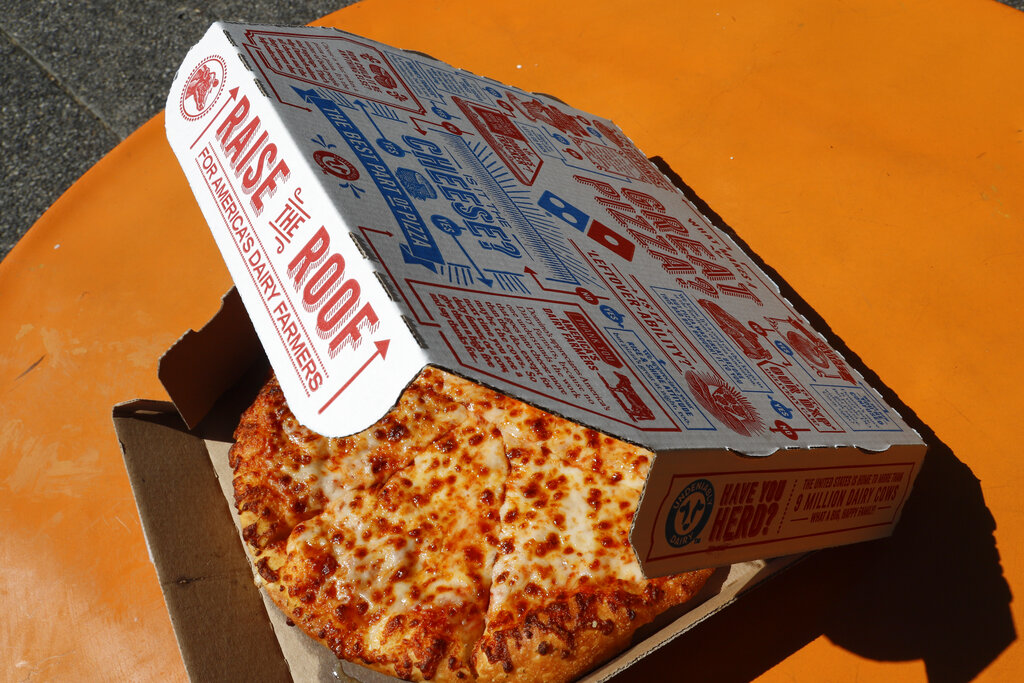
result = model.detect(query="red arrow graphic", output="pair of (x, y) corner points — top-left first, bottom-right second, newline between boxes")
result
(317, 338), (391, 414)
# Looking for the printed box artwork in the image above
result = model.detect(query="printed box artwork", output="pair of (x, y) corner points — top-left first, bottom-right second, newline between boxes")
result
(166, 23), (925, 575)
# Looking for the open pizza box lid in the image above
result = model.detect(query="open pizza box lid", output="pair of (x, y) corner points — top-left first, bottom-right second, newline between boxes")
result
(163, 21), (926, 578)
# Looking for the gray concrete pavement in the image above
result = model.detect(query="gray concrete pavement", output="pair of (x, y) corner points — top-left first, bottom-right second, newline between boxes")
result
(0, 1), (357, 262)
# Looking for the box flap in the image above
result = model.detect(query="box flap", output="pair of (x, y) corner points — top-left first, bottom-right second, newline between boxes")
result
(159, 287), (263, 428)
(166, 23), (429, 437)
(165, 20), (928, 581)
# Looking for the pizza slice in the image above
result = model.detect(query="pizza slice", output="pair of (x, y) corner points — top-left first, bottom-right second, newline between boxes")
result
(458, 390), (713, 683)
(253, 409), (508, 682)
(230, 372), (474, 554)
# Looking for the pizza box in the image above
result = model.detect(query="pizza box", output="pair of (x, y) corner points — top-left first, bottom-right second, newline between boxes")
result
(162, 21), (926, 576)
(115, 19), (927, 681)
(113, 292), (804, 681)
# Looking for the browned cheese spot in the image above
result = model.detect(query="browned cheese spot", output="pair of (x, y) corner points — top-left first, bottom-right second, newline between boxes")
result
(530, 416), (552, 441)
(255, 557), (279, 583)
(382, 614), (405, 638)
(369, 454), (388, 475)
(386, 422), (409, 442)
(545, 474), (567, 490)
(463, 546), (484, 566)
(535, 532), (561, 557)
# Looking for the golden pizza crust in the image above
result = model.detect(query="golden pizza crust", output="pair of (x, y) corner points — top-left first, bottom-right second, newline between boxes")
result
(229, 367), (711, 682)
(472, 571), (713, 683)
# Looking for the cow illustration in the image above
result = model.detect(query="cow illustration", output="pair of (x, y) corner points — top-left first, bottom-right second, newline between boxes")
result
(184, 64), (220, 112)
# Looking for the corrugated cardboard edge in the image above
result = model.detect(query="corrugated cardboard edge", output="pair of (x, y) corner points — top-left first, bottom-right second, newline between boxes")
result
(113, 400), (291, 682)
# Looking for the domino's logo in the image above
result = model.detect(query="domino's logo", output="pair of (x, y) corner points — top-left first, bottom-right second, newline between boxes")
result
(665, 479), (715, 548)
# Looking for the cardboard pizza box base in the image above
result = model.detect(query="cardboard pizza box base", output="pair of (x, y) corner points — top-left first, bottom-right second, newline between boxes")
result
(114, 294), (804, 683)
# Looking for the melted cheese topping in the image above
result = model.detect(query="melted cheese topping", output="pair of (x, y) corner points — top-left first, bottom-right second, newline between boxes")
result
(230, 368), (709, 683)
(231, 374), (474, 550)
(439, 373), (653, 589)
(275, 413), (506, 680)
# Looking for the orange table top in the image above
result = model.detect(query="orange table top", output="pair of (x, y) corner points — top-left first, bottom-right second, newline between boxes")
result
(2, 0), (1021, 680)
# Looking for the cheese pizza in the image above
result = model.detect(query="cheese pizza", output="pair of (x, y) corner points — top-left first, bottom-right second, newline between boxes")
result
(229, 367), (712, 682)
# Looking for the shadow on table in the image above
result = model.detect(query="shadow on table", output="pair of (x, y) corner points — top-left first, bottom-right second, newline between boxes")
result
(618, 428), (1013, 682)
(616, 161), (1017, 682)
